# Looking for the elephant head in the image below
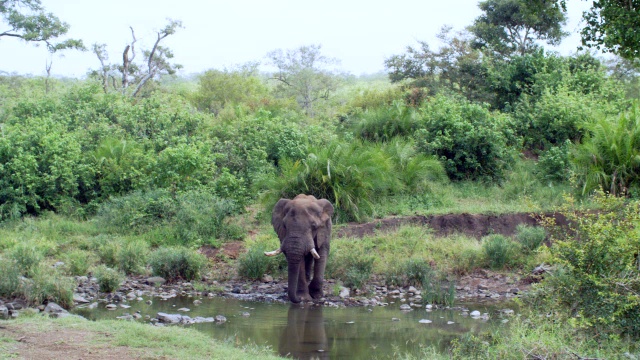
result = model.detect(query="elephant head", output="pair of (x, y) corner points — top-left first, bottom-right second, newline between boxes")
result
(266, 194), (334, 303)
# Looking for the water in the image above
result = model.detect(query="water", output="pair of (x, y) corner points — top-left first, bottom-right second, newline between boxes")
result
(74, 296), (506, 359)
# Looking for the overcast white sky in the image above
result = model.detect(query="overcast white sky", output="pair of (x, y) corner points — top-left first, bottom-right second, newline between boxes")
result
(1, 0), (594, 77)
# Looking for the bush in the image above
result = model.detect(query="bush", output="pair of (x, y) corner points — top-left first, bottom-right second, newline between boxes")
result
(95, 189), (177, 235)
(536, 141), (572, 183)
(149, 247), (208, 282)
(94, 265), (124, 293)
(482, 234), (517, 270)
(348, 100), (421, 142)
(22, 266), (76, 308)
(572, 107), (640, 197)
(237, 245), (272, 280)
(542, 192), (640, 338)
(515, 225), (546, 253)
(117, 240), (149, 275)
(63, 249), (97, 276)
(90, 235), (123, 268)
(414, 95), (514, 181)
(0, 258), (20, 298)
(263, 140), (397, 222)
(9, 243), (44, 277)
(327, 249), (375, 289)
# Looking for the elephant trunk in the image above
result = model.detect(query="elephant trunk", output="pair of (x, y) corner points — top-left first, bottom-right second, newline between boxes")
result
(287, 260), (302, 304)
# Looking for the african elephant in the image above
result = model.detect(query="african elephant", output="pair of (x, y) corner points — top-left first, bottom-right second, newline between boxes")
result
(265, 194), (334, 303)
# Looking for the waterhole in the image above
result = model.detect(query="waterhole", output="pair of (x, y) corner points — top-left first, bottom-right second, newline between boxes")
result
(74, 296), (509, 359)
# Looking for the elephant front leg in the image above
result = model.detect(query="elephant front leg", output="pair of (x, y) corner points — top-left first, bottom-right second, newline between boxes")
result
(309, 247), (328, 299)
(296, 257), (312, 301)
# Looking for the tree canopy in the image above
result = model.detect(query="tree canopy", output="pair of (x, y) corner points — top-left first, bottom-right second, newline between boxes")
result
(0, 0), (84, 52)
(580, 0), (640, 60)
(469, 0), (567, 56)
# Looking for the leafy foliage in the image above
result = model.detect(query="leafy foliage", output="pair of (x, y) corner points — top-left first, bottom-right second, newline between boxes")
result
(572, 106), (640, 197)
(469, 0), (567, 56)
(481, 234), (518, 269)
(414, 95), (514, 181)
(542, 192), (640, 338)
(580, 0), (640, 60)
(94, 265), (124, 293)
(149, 247), (208, 282)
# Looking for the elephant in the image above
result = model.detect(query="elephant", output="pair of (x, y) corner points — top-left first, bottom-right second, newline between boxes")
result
(265, 194), (334, 303)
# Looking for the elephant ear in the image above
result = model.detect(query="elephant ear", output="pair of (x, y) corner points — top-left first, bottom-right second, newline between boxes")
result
(272, 199), (290, 243)
(316, 199), (334, 247)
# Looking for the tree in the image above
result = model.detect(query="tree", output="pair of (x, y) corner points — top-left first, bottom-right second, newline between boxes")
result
(384, 26), (493, 105)
(267, 44), (340, 116)
(0, 0), (84, 51)
(191, 63), (269, 115)
(580, 0), (640, 60)
(91, 19), (183, 97)
(469, 0), (567, 57)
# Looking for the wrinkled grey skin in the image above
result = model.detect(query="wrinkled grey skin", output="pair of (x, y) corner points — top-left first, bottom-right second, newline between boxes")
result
(271, 194), (333, 303)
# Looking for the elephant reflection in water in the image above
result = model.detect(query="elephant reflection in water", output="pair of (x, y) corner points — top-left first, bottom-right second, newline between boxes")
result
(279, 305), (330, 359)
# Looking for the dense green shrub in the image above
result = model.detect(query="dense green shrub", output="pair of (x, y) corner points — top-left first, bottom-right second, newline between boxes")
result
(542, 193), (640, 338)
(190, 68), (270, 115)
(264, 140), (396, 222)
(536, 141), (572, 183)
(95, 189), (177, 235)
(237, 244), (272, 280)
(414, 95), (514, 181)
(572, 107), (640, 197)
(514, 88), (598, 150)
(515, 225), (546, 253)
(63, 249), (97, 276)
(348, 100), (421, 142)
(94, 265), (124, 293)
(379, 139), (448, 193)
(117, 240), (149, 275)
(149, 247), (208, 282)
(0, 116), (88, 219)
(481, 234), (517, 270)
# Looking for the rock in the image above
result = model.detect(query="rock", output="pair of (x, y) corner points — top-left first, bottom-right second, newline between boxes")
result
(120, 304), (131, 309)
(399, 304), (412, 311)
(509, 288), (520, 294)
(193, 300), (202, 306)
(215, 315), (227, 323)
(117, 314), (134, 321)
(470, 310), (481, 317)
(157, 312), (183, 324)
(177, 308), (190, 312)
(126, 292), (137, 300)
(73, 294), (90, 304)
(477, 284), (489, 291)
(76, 276), (89, 283)
(392, 318), (400, 321)
(419, 319), (432, 324)
(407, 286), (418, 294)
(425, 304), (433, 310)
(53, 261), (65, 268)
(262, 274), (274, 283)
(500, 309), (515, 316)
(0, 305), (8, 319)
(447, 321), (455, 325)
(105, 304), (117, 310)
(240, 312), (250, 317)
(532, 264), (550, 275)
(44, 303), (70, 318)
(339, 287), (350, 299)
(146, 277), (166, 286)
(88, 302), (98, 309)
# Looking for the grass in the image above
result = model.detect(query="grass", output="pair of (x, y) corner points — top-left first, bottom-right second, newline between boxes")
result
(0, 314), (282, 360)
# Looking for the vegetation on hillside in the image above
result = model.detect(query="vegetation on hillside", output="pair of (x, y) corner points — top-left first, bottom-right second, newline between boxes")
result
(2, 0), (640, 357)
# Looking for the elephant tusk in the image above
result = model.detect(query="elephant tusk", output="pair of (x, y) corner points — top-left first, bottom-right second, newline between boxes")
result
(310, 248), (320, 259)
(264, 249), (282, 256)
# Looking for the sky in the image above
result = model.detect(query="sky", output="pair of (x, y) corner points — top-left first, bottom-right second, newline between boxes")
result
(1, 0), (594, 78)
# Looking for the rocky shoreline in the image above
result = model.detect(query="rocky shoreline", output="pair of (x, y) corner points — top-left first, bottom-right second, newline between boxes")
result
(1, 266), (533, 323)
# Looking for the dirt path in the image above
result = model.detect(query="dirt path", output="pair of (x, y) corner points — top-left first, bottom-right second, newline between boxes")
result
(0, 322), (137, 360)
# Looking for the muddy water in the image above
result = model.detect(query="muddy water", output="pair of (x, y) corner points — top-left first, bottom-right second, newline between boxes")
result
(74, 297), (507, 359)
